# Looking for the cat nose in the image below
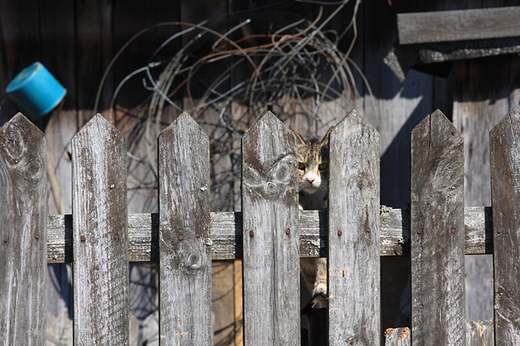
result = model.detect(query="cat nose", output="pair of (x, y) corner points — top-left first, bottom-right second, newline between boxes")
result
(306, 177), (315, 183)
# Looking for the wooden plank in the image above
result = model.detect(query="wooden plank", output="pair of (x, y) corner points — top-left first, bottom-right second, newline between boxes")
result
(384, 321), (494, 346)
(112, 0), (182, 215)
(242, 111), (300, 345)
(328, 109), (380, 345)
(39, 0), (78, 215)
(362, 1), (442, 335)
(211, 260), (236, 345)
(410, 110), (465, 346)
(464, 207), (493, 256)
(466, 320), (494, 345)
(384, 327), (410, 346)
(158, 112), (212, 345)
(0, 0), (40, 122)
(490, 107), (520, 345)
(453, 56), (519, 322)
(72, 114), (129, 345)
(37, 2), (78, 343)
(233, 259), (243, 346)
(76, 0), (113, 125)
(45, 206), (493, 263)
(398, 7), (520, 45)
(0, 113), (47, 344)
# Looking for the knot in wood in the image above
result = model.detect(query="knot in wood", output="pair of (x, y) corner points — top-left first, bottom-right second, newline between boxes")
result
(2, 125), (25, 163)
(187, 253), (201, 268)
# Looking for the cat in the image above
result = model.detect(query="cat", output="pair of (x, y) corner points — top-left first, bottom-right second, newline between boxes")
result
(290, 126), (333, 302)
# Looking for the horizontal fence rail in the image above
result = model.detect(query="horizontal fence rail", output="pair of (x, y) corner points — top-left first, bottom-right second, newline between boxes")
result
(45, 206), (493, 263)
(2, 108), (520, 345)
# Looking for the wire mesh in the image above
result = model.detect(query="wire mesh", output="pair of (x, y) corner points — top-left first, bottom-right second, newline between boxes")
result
(96, 1), (369, 213)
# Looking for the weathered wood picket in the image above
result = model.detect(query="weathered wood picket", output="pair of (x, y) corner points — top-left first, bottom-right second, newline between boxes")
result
(410, 111), (465, 346)
(1, 108), (519, 345)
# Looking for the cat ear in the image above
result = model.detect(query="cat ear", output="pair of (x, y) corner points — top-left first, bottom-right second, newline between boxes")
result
(290, 126), (307, 144)
(319, 126), (334, 146)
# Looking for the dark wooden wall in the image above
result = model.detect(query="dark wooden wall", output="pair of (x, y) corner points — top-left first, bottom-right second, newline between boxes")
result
(1, 0), (518, 344)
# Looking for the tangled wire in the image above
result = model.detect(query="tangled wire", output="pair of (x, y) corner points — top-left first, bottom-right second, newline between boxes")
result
(96, 0), (369, 212)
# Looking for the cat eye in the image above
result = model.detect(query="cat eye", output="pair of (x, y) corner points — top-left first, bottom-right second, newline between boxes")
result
(298, 162), (306, 170)
(318, 162), (328, 170)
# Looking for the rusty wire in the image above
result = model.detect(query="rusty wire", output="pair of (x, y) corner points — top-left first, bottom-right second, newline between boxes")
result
(98, 0), (369, 212)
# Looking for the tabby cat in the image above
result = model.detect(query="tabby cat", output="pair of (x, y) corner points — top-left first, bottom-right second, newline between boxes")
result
(290, 126), (333, 300)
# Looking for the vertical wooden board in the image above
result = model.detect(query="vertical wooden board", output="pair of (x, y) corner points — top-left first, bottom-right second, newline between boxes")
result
(233, 259), (243, 346)
(39, 4), (78, 341)
(241, 111), (300, 345)
(211, 260), (236, 345)
(0, 0), (40, 122)
(410, 110), (465, 346)
(452, 56), (520, 322)
(113, 0), (182, 215)
(39, 0), (78, 213)
(362, 0), (438, 209)
(384, 327), (410, 346)
(466, 320), (494, 345)
(452, 56), (516, 208)
(72, 114), (129, 345)
(0, 113), (47, 344)
(158, 112), (212, 345)
(328, 109), (380, 345)
(76, 0), (113, 124)
(490, 107), (520, 345)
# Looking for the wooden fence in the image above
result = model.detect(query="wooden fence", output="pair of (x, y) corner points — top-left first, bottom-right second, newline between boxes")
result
(1, 108), (519, 345)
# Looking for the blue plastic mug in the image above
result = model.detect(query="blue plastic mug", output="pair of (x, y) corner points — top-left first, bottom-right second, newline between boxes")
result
(6, 62), (66, 120)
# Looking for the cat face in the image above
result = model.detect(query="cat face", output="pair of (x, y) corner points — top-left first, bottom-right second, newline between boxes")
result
(290, 127), (333, 196)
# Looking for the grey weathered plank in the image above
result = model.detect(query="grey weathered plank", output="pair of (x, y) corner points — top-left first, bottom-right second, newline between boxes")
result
(466, 320), (494, 345)
(0, 113), (47, 345)
(328, 109), (381, 345)
(158, 112), (212, 345)
(384, 321), (494, 346)
(241, 111), (300, 345)
(464, 207), (492, 256)
(452, 57), (514, 323)
(45, 206), (493, 262)
(384, 327), (410, 346)
(410, 110), (465, 346)
(71, 114), (129, 345)
(398, 7), (520, 45)
(490, 107), (520, 345)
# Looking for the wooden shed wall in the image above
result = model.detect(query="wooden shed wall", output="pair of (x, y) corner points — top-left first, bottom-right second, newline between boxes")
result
(1, 0), (519, 344)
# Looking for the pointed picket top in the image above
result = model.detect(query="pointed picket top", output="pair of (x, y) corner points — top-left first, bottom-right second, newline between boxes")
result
(490, 107), (520, 345)
(328, 109), (381, 345)
(243, 110), (280, 137)
(159, 111), (207, 139)
(410, 109), (465, 346)
(242, 111), (295, 163)
(71, 112), (129, 344)
(0, 111), (47, 344)
(0, 111), (47, 186)
(74, 113), (123, 141)
(158, 111), (212, 346)
(242, 111), (300, 345)
(332, 108), (379, 140)
(411, 109), (464, 169)
(490, 106), (520, 142)
(1, 112), (46, 164)
(2, 112), (45, 134)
